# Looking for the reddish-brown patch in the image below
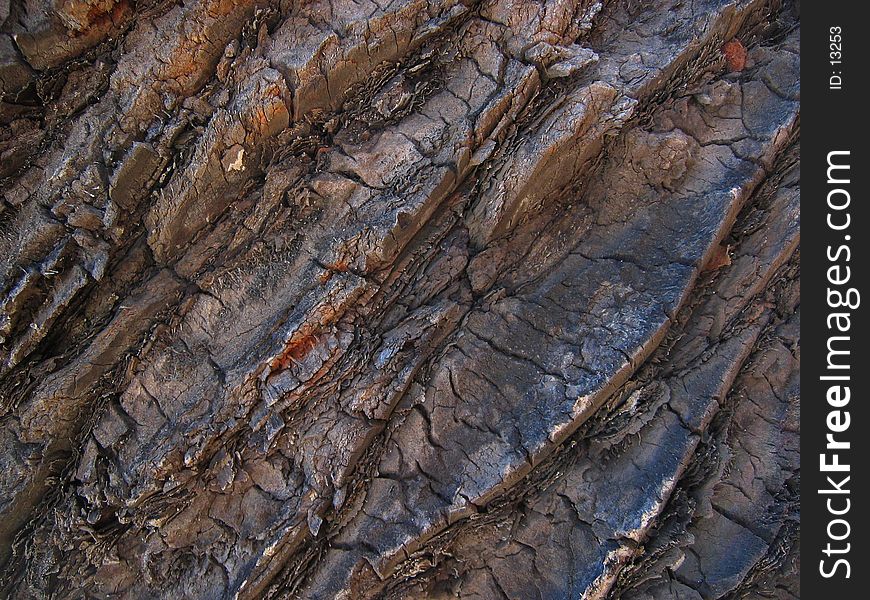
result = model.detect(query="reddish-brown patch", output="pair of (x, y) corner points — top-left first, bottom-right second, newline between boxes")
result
(722, 39), (747, 72)
(317, 260), (349, 285)
(324, 260), (350, 273)
(270, 331), (319, 370)
(69, 0), (131, 38)
(704, 243), (732, 272)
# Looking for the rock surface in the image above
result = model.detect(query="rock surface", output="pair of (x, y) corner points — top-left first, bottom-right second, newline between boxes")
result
(1, 0), (800, 598)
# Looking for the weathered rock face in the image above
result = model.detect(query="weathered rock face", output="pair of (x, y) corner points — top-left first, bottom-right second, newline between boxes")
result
(1, 0), (799, 598)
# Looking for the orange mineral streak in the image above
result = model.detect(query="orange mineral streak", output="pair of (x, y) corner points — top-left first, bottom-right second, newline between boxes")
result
(703, 243), (732, 272)
(269, 330), (319, 371)
(325, 260), (350, 272)
(722, 39), (747, 72)
(161, 0), (257, 94)
(62, 0), (130, 39)
(317, 260), (350, 284)
(246, 81), (291, 138)
(60, 0), (118, 32)
(266, 290), (350, 373)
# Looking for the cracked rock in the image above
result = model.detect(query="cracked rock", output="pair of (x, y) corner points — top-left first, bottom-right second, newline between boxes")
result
(0, 0), (801, 598)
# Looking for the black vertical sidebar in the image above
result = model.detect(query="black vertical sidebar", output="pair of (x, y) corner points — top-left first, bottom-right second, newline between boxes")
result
(802, 0), (867, 597)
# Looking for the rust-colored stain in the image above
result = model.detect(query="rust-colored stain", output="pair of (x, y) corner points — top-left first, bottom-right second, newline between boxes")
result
(317, 260), (350, 285)
(704, 243), (732, 272)
(270, 331), (319, 370)
(722, 39), (747, 72)
(324, 260), (350, 272)
(68, 1), (131, 38)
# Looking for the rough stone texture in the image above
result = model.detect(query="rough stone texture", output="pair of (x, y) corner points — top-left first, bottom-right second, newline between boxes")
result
(1, 0), (800, 598)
